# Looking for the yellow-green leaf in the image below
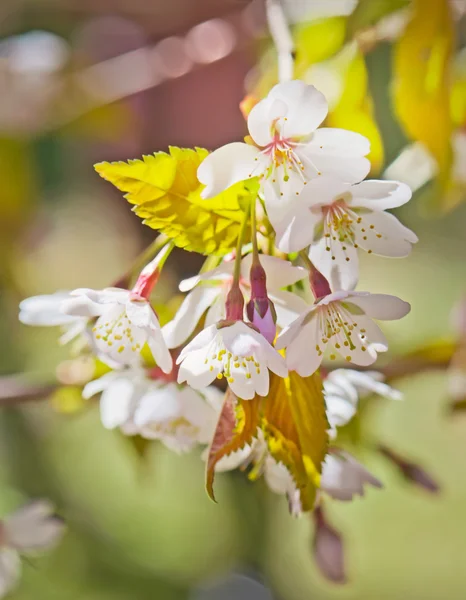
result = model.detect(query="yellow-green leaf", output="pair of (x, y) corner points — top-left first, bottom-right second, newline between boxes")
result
(262, 371), (329, 512)
(393, 0), (454, 188)
(95, 147), (258, 256)
(205, 390), (261, 502)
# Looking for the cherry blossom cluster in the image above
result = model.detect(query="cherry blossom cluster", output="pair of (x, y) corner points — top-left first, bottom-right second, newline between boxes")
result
(18, 80), (416, 528)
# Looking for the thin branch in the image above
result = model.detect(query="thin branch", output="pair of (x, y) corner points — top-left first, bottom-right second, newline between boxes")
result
(0, 375), (58, 407)
(265, 0), (295, 82)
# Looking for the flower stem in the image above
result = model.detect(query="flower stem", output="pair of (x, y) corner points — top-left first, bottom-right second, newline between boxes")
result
(113, 234), (169, 289)
(233, 203), (251, 285)
(265, 0), (295, 83)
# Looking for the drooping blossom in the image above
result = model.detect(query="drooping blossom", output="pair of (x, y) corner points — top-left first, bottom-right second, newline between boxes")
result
(0, 500), (64, 598)
(320, 451), (382, 501)
(197, 80), (370, 209)
(324, 368), (402, 438)
(62, 287), (172, 373)
(177, 321), (287, 400)
(19, 291), (88, 345)
(276, 290), (410, 376)
(162, 254), (308, 349)
(83, 367), (220, 452)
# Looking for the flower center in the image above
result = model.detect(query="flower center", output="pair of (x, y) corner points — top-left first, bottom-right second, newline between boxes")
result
(315, 302), (368, 361)
(322, 199), (384, 259)
(93, 305), (146, 357)
(204, 343), (261, 383)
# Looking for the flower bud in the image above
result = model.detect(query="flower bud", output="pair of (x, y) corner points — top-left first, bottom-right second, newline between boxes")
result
(312, 505), (346, 584)
(225, 283), (245, 321)
(246, 260), (277, 344)
(379, 445), (440, 493)
(309, 264), (332, 300)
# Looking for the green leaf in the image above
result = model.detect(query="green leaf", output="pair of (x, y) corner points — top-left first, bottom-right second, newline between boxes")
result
(95, 147), (259, 256)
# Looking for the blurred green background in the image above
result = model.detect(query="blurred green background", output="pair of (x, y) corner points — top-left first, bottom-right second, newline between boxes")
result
(1, 0), (466, 598)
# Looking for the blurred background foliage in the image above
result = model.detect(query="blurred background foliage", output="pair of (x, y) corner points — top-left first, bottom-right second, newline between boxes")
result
(1, 0), (466, 598)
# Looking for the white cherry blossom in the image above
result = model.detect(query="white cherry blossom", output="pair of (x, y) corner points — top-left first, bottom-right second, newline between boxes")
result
(308, 178), (416, 289)
(276, 290), (410, 376)
(18, 291), (88, 345)
(320, 451), (382, 501)
(83, 367), (219, 452)
(324, 369), (402, 438)
(162, 254), (308, 349)
(266, 176), (417, 288)
(197, 80), (370, 209)
(177, 321), (288, 400)
(0, 500), (64, 598)
(61, 287), (172, 372)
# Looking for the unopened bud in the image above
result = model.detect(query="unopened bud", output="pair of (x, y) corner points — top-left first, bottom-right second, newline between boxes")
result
(309, 264), (331, 300)
(379, 445), (440, 494)
(225, 284), (245, 321)
(247, 260), (277, 343)
(312, 505), (347, 584)
(132, 244), (172, 300)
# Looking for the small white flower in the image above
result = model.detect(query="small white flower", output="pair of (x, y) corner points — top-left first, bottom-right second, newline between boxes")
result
(198, 80), (370, 207)
(62, 287), (172, 372)
(276, 290), (410, 376)
(162, 254), (308, 349)
(268, 176), (417, 287)
(320, 451), (382, 501)
(177, 321), (288, 400)
(324, 368), (402, 438)
(0, 500), (64, 598)
(18, 292), (88, 345)
(83, 368), (218, 453)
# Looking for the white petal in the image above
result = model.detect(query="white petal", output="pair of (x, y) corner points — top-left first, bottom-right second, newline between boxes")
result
(100, 378), (135, 429)
(340, 369), (402, 401)
(347, 293), (410, 321)
(18, 293), (77, 326)
(349, 180), (412, 210)
(133, 386), (181, 427)
(82, 371), (120, 400)
(259, 343), (288, 379)
(147, 331), (173, 374)
(197, 142), (261, 198)
(267, 80), (328, 139)
(162, 286), (221, 349)
(125, 298), (152, 328)
(248, 95), (288, 146)
(205, 296), (225, 328)
(321, 452), (382, 501)
(229, 369), (256, 400)
(270, 290), (309, 329)
(310, 128), (370, 157)
(275, 306), (313, 350)
(325, 395), (357, 430)
(286, 317), (323, 376)
(58, 320), (87, 345)
(177, 348), (218, 389)
(264, 182), (322, 253)
(177, 325), (218, 362)
(0, 549), (20, 597)
(220, 322), (258, 355)
(354, 210), (417, 257)
(240, 254), (307, 290)
(264, 458), (295, 495)
(214, 445), (254, 472)
(299, 147), (370, 184)
(60, 295), (105, 318)
(309, 235), (359, 292)
(5, 501), (63, 551)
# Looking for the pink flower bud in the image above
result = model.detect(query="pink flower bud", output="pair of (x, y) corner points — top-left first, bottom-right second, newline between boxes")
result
(247, 259), (277, 343)
(225, 284), (244, 321)
(309, 264), (332, 300)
